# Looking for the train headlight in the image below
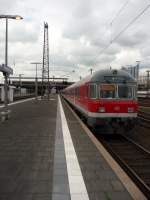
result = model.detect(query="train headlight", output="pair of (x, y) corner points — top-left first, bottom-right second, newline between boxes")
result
(128, 107), (134, 113)
(99, 107), (105, 112)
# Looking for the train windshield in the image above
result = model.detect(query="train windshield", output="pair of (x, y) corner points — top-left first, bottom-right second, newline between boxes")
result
(99, 84), (136, 99)
(118, 85), (136, 99)
(99, 84), (116, 98)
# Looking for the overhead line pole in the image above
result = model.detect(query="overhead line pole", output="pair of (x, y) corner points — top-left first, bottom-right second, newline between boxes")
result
(41, 22), (50, 99)
(30, 62), (42, 103)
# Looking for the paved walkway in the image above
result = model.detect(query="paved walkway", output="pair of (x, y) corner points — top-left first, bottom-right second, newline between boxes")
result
(0, 97), (57, 200)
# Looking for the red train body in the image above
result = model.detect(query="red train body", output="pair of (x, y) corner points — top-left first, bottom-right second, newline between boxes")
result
(62, 69), (138, 128)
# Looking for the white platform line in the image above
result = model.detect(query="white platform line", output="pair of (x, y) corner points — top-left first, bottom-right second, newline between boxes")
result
(58, 96), (89, 200)
(0, 97), (35, 108)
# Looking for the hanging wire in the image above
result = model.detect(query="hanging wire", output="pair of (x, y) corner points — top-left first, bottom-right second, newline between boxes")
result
(90, 4), (150, 67)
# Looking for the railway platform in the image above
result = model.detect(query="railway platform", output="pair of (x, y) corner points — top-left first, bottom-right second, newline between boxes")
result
(0, 95), (146, 200)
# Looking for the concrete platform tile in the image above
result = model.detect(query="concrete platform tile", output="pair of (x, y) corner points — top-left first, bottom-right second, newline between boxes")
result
(88, 192), (106, 200)
(21, 180), (53, 193)
(71, 193), (89, 200)
(54, 159), (66, 165)
(53, 175), (69, 184)
(54, 168), (68, 176)
(87, 180), (113, 192)
(54, 153), (66, 160)
(52, 183), (70, 194)
(105, 191), (132, 200)
(96, 169), (117, 180)
(83, 171), (98, 181)
(0, 195), (10, 200)
(110, 180), (125, 191)
(53, 163), (67, 170)
(52, 193), (71, 200)
(32, 194), (51, 200)
(10, 194), (33, 200)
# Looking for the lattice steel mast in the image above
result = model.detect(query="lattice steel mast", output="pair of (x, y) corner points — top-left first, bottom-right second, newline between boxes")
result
(41, 22), (49, 98)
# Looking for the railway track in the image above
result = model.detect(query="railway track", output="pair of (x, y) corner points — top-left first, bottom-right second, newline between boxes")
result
(0, 94), (35, 105)
(138, 110), (150, 129)
(138, 98), (150, 107)
(14, 94), (35, 101)
(96, 133), (150, 199)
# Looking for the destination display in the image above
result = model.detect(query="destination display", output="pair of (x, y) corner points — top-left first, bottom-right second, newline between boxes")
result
(104, 76), (126, 82)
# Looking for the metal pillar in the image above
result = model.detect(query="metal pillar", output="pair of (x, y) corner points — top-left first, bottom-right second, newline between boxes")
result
(41, 22), (50, 99)
(35, 64), (38, 102)
(30, 62), (41, 103)
(4, 18), (8, 113)
(146, 70), (150, 90)
(90, 68), (93, 75)
(19, 74), (24, 96)
(136, 61), (140, 81)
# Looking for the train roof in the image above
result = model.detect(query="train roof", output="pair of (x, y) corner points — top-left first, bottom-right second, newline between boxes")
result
(65, 69), (136, 90)
(91, 69), (136, 82)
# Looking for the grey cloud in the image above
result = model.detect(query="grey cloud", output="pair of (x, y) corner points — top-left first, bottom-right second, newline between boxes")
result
(116, 31), (149, 48)
(0, 0), (19, 12)
(0, 21), (39, 44)
(63, 0), (150, 67)
(1, 0), (150, 81)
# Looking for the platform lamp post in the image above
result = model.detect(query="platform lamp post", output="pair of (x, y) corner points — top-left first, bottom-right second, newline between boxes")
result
(146, 70), (150, 96)
(19, 73), (24, 96)
(30, 62), (42, 103)
(136, 61), (140, 91)
(0, 15), (23, 120)
(89, 68), (93, 75)
(136, 61), (140, 80)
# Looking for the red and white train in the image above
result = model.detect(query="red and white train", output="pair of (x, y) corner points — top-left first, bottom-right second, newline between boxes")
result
(62, 69), (138, 129)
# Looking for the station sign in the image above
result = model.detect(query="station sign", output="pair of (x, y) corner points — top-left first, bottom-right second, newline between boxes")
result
(0, 64), (13, 75)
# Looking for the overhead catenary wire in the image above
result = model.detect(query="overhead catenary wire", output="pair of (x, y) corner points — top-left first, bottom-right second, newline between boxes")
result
(110, 0), (130, 43)
(91, 3), (150, 67)
(111, 4), (150, 43)
(110, 0), (130, 25)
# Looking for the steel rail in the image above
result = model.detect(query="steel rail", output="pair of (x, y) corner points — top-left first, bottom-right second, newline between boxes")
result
(99, 134), (150, 198)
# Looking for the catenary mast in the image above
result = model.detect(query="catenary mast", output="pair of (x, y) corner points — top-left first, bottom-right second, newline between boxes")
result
(41, 22), (50, 99)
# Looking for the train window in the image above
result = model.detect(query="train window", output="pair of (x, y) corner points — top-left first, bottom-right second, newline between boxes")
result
(85, 85), (88, 97)
(118, 85), (136, 99)
(77, 87), (80, 98)
(75, 87), (80, 98)
(89, 84), (97, 99)
(75, 88), (77, 97)
(99, 84), (116, 98)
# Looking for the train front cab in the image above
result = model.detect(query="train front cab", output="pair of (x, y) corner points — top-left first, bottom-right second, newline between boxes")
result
(86, 82), (138, 128)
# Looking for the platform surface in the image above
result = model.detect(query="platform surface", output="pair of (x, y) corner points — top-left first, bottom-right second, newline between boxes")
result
(0, 97), (57, 200)
(0, 95), (137, 200)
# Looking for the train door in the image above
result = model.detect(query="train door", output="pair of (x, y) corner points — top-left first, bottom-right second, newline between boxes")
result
(73, 88), (75, 104)
(84, 83), (89, 111)
(80, 85), (86, 109)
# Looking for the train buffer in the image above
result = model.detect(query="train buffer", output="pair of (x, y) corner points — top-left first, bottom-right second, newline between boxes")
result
(0, 95), (146, 200)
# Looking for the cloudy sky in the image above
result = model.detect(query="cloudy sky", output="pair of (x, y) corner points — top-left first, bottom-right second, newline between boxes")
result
(0, 0), (150, 82)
